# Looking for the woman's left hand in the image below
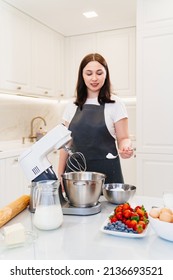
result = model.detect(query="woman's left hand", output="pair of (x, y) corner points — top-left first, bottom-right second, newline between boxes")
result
(118, 147), (134, 159)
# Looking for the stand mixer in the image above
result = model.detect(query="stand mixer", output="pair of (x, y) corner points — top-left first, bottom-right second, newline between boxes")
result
(19, 124), (101, 216)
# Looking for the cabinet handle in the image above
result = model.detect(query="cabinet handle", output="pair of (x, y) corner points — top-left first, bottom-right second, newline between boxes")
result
(133, 147), (136, 158)
(13, 158), (19, 164)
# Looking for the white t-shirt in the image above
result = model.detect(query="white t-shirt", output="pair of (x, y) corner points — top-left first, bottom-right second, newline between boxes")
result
(62, 95), (128, 139)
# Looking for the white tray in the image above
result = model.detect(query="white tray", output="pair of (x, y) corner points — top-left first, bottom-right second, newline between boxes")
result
(100, 215), (149, 239)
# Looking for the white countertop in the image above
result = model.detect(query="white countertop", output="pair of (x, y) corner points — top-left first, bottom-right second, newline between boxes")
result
(0, 140), (32, 158)
(0, 195), (173, 260)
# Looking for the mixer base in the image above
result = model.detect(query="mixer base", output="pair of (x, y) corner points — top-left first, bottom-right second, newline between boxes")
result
(62, 202), (101, 216)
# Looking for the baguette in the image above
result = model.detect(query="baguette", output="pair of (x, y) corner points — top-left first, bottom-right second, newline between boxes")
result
(0, 195), (30, 228)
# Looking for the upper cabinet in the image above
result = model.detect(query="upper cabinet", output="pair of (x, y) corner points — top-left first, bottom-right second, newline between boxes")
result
(96, 28), (136, 97)
(31, 20), (64, 98)
(64, 34), (97, 97)
(0, 1), (135, 100)
(0, 3), (31, 94)
(0, 2), (64, 98)
(64, 28), (136, 98)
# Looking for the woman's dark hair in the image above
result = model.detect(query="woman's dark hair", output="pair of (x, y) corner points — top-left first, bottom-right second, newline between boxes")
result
(74, 53), (115, 109)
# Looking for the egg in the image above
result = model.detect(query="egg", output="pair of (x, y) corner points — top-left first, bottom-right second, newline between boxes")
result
(149, 208), (160, 218)
(160, 207), (172, 215)
(159, 211), (173, 223)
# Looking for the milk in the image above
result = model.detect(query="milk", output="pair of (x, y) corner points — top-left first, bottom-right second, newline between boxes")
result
(33, 205), (63, 230)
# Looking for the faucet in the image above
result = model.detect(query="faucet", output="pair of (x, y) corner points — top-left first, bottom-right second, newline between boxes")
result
(29, 116), (47, 142)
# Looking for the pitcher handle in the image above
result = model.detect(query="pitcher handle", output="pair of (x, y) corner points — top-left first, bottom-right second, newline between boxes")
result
(32, 185), (40, 210)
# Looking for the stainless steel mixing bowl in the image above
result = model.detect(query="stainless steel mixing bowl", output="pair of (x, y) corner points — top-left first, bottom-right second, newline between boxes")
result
(103, 183), (136, 204)
(62, 172), (106, 207)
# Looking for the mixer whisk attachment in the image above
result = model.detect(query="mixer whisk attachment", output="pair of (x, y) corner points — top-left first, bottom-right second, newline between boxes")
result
(63, 146), (87, 172)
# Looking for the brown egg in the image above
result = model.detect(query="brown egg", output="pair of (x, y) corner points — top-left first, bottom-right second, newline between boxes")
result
(160, 207), (172, 215)
(149, 208), (160, 218)
(159, 211), (173, 223)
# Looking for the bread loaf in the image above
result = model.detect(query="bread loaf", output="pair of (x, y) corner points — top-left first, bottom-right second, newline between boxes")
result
(0, 195), (30, 228)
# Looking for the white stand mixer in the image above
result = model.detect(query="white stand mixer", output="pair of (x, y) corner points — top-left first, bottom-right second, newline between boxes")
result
(19, 124), (72, 182)
(19, 124), (101, 216)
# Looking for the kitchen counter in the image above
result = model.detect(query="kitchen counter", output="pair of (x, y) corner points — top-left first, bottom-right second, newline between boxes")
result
(0, 140), (32, 158)
(0, 195), (173, 260)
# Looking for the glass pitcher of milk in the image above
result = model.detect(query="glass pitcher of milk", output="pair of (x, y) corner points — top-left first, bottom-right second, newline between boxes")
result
(33, 180), (63, 230)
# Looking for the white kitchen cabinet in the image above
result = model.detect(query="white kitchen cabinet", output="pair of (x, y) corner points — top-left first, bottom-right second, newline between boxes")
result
(64, 34), (96, 97)
(0, 2), (31, 95)
(0, 1), (64, 99)
(54, 34), (65, 98)
(0, 156), (30, 208)
(5, 156), (26, 199)
(136, 0), (173, 196)
(96, 28), (136, 97)
(31, 20), (63, 98)
(64, 28), (136, 98)
(0, 148), (59, 208)
(137, 154), (173, 197)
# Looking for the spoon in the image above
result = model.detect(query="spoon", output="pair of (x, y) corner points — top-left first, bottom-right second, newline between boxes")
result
(106, 153), (119, 159)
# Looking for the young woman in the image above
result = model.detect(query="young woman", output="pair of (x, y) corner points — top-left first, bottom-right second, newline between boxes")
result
(58, 53), (133, 184)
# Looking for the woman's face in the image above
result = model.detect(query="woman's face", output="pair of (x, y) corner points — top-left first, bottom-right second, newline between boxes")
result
(82, 61), (106, 97)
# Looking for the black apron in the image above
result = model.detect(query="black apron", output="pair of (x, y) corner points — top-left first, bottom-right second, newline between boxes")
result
(67, 104), (124, 184)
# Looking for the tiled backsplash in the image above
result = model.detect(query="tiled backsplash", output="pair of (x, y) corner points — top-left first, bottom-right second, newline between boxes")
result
(0, 95), (69, 142)
(0, 95), (136, 142)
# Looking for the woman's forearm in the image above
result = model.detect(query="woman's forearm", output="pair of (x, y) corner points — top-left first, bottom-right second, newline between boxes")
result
(114, 118), (133, 159)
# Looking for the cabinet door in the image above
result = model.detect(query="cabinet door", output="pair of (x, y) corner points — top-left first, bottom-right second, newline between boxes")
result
(137, 25), (173, 155)
(31, 20), (57, 97)
(54, 34), (64, 98)
(4, 157), (27, 206)
(136, 0), (173, 197)
(0, 3), (31, 94)
(96, 28), (136, 97)
(64, 34), (96, 97)
(136, 154), (173, 197)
